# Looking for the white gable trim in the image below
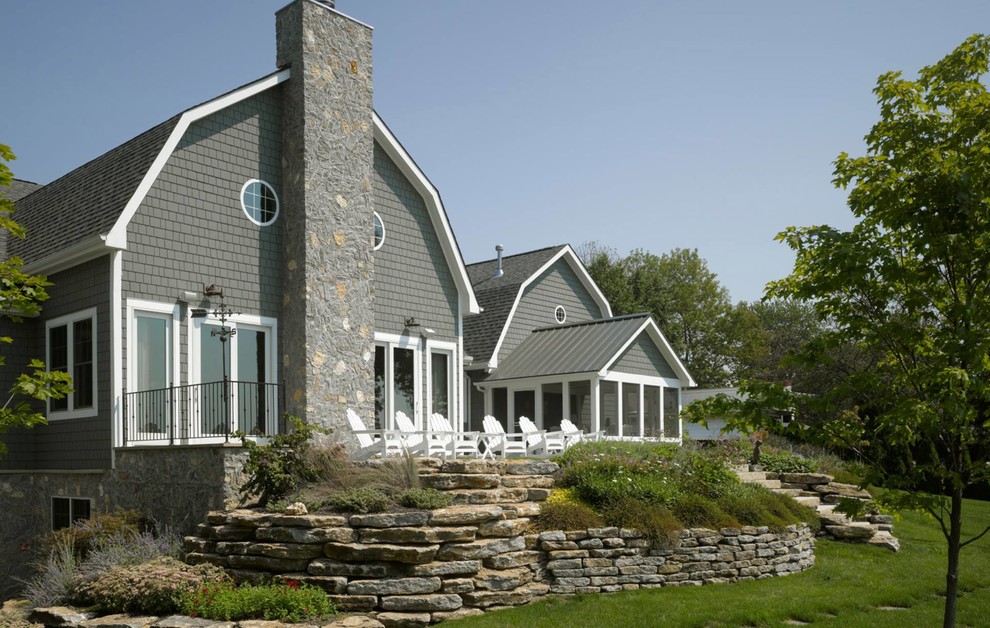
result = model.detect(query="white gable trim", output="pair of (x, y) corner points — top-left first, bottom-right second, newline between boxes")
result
(372, 113), (480, 316)
(104, 70), (292, 249)
(599, 318), (696, 387)
(487, 245), (612, 370)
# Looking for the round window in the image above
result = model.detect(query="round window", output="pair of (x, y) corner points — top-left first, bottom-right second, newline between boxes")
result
(373, 212), (385, 250)
(241, 179), (279, 226)
(555, 305), (566, 324)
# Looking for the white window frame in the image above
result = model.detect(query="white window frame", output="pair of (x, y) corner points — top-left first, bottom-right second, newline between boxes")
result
(188, 312), (278, 440)
(427, 341), (456, 421)
(45, 307), (98, 420)
(125, 300), (181, 442)
(240, 179), (280, 226)
(375, 332), (421, 429)
(373, 211), (386, 251)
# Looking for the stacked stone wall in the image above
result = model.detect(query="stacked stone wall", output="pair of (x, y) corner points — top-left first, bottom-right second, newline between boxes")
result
(184, 460), (816, 624)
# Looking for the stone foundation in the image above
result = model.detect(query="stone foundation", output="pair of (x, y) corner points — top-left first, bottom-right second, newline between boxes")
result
(183, 460), (816, 624)
(0, 446), (249, 600)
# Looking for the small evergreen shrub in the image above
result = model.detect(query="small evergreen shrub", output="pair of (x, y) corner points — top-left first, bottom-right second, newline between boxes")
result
(535, 501), (604, 532)
(325, 487), (391, 513)
(181, 580), (334, 622)
(238, 415), (327, 507)
(670, 493), (737, 529)
(398, 488), (452, 510)
(717, 484), (777, 527)
(70, 557), (229, 615)
(601, 497), (682, 546)
(758, 450), (816, 474)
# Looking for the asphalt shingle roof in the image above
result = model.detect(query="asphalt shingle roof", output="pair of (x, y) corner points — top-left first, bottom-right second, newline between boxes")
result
(463, 245), (566, 363)
(484, 314), (651, 382)
(9, 115), (180, 265)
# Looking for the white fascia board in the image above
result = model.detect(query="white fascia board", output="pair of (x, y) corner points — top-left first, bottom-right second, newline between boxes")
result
(105, 70), (291, 249)
(24, 234), (114, 276)
(600, 318), (696, 387)
(488, 246), (590, 370)
(372, 113), (480, 316)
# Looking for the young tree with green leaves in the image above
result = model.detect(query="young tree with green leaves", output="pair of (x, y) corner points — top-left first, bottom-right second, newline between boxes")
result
(689, 35), (990, 627)
(0, 143), (72, 459)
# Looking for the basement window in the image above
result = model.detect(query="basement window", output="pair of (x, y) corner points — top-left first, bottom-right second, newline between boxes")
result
(52, 496), (91, 531)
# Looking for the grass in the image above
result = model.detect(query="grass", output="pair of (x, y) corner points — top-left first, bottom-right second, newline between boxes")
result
(439, 496), (990, 627)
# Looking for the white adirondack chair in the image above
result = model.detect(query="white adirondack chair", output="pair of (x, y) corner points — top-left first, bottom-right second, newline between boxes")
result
(345, 408), (405, 460)
(482, 415), (540, 457)
(396, 410), (453, 457)
(429, 413), (483, 458)
(518, 416), (565, 455)
(561, 418), (604, 446)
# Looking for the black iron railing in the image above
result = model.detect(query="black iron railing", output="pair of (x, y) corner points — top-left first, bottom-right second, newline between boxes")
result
(122, 380), (284, 445)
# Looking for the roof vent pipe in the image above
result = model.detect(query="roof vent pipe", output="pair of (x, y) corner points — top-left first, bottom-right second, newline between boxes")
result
(494, 244), (505, 278)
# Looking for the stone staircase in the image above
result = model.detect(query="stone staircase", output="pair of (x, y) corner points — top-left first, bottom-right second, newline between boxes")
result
(735, 467), (900, 552)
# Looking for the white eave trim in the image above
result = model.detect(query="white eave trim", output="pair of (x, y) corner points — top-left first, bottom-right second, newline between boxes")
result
(487, 245), (612, 370)
(372, 113), (480, 316)
(24, 234), (115, 276)
(600, 318), (696, 387)
(105, 69), (292, 249)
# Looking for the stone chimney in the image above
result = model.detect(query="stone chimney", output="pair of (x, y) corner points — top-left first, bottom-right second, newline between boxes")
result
(276, 0), (375, 433)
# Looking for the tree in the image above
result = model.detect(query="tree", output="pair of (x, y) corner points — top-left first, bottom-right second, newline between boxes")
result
(734, 299), (826, 390)
(0, 143), (72, 459)
(691, 35), (990, 627)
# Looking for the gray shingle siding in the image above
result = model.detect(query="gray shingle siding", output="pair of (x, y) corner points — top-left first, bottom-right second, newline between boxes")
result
(122, 90), (283, 386)
(500, 260), (604, 363)
(611, 332), (677, 379)
(372, 142), (458, 340)
(0, 256), (113, 470)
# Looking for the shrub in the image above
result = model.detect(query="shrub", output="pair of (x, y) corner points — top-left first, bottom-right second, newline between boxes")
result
(325, 487), (391, 513)
(398, 488), (452, 510)
(535, 501), (604, 532)
(670, 493), (737, 529)
(22, 536), (78, 607)
(70, 557), (229, 615)
(601, 497), (682, 546)
(181, 580), (334, 622)
(238, 415), (328, 507)
(758, 449), (816, 474)
(717, 484), (777, 527)
(45, 510), (145, 561)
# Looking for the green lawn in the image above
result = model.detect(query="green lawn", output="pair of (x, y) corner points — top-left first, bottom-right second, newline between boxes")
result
(441, 497), (990, 627)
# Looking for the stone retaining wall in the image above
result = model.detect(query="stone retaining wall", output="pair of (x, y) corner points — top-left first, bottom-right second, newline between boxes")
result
(184, 460), (816, 625)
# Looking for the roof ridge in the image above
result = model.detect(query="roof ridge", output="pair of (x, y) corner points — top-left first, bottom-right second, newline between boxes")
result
(465, 243), (568, 268)
(531, 312), (649, 333)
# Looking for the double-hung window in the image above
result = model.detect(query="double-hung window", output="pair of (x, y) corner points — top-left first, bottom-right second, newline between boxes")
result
(46, 308), (97, 418)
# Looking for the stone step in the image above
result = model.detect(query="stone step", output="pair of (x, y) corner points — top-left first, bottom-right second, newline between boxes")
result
(793, 495), (821, 508)
(735, 471), (768, 482)
(756, 479), (781, 490)
(775, 488), (803, 497)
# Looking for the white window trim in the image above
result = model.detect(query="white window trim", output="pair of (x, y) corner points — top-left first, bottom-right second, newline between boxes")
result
(240, 179), (280, 227)
(46, 307), (98, 420)
(427, 340), (456, 421)
(126, 299), (181, 393)
(375, 332), (421, 429)
(373, 211), (386, 251)
(554, 305), (566, 324)
(189, 312), (278, 386)
(125, 300), (181, 443)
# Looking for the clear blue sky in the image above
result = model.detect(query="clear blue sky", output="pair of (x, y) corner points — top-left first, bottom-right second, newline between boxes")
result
(3, 1), (989, 303)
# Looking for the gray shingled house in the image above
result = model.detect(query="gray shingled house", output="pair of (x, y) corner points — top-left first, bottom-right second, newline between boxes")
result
(0, 0), (694, 595)
(0, 0), (482, 591)
(463, 244), (695, 439)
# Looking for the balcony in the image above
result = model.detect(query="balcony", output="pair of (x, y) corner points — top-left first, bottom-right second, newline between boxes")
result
(123, 380), (285, 445)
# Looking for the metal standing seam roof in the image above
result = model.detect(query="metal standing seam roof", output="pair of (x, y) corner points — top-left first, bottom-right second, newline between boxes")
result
(464, 245), (568, 363)
(483, 313), (655, 382)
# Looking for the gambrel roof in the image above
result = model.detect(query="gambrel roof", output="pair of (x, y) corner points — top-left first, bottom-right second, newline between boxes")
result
(7, 70), (480, 314)
(483, 313), (695, 385)
(464, 244), (611, 367)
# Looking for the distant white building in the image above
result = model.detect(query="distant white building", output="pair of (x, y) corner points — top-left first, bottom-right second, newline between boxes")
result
(681, 387), (748, 440)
